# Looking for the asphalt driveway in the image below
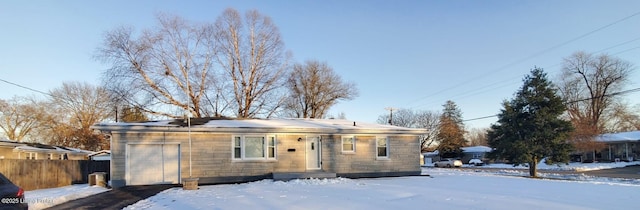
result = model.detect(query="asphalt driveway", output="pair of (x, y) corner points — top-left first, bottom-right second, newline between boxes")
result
(582, 165), (640, 179)
(45, 184), (178, 210)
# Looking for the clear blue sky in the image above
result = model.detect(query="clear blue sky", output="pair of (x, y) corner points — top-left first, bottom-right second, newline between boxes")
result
(1, 0), (639, 129)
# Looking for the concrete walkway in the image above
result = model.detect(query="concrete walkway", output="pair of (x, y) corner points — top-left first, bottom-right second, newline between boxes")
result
(45, 184), (178, 210)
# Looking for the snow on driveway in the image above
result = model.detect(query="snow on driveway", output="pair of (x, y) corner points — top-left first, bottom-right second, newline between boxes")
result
(24, 184), (110, 210)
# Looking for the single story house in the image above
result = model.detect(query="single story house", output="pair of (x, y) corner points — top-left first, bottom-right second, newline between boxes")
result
(421, 146), (493, 165)
(91, 118), (426, 188)
(0, 140), (90, 160)
(595, 130), (639, 162)
(460, 146), (492, 164)
(88, 150), (111, 161)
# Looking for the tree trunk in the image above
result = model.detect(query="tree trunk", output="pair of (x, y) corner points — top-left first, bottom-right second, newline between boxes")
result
(529, 159), (538, 177)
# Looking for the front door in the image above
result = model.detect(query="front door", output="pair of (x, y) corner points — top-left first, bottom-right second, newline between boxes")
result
(306, 136), (321, 170)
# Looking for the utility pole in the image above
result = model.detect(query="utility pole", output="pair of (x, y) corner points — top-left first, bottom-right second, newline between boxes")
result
(385, 107), (397, 125)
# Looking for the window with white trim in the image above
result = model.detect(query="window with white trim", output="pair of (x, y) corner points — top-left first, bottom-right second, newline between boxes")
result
(233, 135), (277, 160)
(25, 152), (36, 160)
(376, 137), (389, 158)
(342, 136), (355, 153)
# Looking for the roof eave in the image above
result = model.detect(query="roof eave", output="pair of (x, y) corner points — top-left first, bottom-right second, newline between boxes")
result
(92, 125), (427, 135)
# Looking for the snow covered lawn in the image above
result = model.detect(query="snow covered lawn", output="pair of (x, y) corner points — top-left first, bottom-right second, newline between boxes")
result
(124, 166), (640, 210)
(24, 184), (110, 210)
(21, 162), (640, 210)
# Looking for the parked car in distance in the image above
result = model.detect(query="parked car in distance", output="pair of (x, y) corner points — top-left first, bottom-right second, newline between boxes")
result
(0, 172), (28, 210)
(434, 159), (463, 168)
(468, 158), (484, 166)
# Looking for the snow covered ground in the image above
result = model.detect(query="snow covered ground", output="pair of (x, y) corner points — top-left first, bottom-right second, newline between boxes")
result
(124, 162), (640, 210)
(24, 162), (640, 210)
(459, 160), (639, 172)
(24, 184), (110, 210)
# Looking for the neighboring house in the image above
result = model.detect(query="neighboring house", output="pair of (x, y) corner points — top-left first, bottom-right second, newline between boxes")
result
(0, 140), (24, 159)
(0, 140), (90, 160)
(421, 150), (440, 165)
(595, 130), (639, 162)
(91, 118), (426, 188)
(461, 146), (492, 164)
(88, 150), (111, 161)
(421, 146), (492, 165)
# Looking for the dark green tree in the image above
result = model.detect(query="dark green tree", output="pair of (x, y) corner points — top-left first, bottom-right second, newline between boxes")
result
(436, 100), (466, 156)
(487, 68), (573, 177)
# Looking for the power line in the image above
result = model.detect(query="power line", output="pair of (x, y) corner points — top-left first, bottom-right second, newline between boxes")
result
(411, 40), (640, 110)
(462, 87), (640, 123)
(407, 10), (640, 108)
(0, 78), (53, 98)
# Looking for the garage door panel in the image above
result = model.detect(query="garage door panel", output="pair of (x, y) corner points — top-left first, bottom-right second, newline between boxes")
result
(162, 144), (180, 184)
(127, 144), (180, 185)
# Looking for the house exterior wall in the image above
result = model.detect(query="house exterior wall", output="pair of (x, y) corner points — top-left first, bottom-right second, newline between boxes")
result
(461, 152), (487, 164)
(110, 131), (422, 187)
(0, 147), (18, 159)
(322, 135), (420, 178)
(599, 142), (639, 161)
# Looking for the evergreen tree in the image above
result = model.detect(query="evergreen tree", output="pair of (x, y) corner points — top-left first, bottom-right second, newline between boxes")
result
(487, 68), (573, 177)
(436, 100), (466, 156)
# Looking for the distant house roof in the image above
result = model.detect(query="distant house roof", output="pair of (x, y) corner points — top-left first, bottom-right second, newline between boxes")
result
(461, 146), (493, 153)
(0, 139), (92, 154)
(92, 118), (427, 135)
(596, 131), (640, 143)
(88, 150), (111, 157)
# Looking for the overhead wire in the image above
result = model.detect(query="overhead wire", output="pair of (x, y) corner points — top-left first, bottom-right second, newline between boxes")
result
(406, 10), (640, 109)
(0, 78), (54, 98)
(461, 87), (640, 123)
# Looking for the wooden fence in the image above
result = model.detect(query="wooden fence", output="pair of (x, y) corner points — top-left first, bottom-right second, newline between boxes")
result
(0, 160), (110, 191)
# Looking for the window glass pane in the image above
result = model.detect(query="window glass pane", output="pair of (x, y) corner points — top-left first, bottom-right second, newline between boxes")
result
(245, 136), (265, 158)
(269, 137), (275, 146)
(377, 138), (388, 157)
(268, 136), (276, 158)
(268, 147), (275, 158)
(378, 147), (387, 157)
(234, 148), (241, 158)
(342, 137), (354, 151)
(234, 137), (241, 147)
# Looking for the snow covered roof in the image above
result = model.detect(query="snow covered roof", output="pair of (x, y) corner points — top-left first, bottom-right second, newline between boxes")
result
(462, 146), (493, 153)
(88, 150), (111, 157)
(595, 130), (640, 142)
(92, 118), (427, 135)
(12, 144), (92, 154)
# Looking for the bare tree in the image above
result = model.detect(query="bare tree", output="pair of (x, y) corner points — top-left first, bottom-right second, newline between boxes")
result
(606, 102), (640, 132)
(466, 127), (488, 146)
(415, 110), (440, 151)
(214, 8), (289, 118)
(0, 97), (45, 142)
(42, 82), (113, 150)
(97, 13), (217, 118)
(559, 51), (634, 155)
(284, 60), (358, 118)
(377, 108), (440, 151)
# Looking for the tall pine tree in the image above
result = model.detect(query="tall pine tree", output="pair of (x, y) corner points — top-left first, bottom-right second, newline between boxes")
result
(437, 100), (466, 157)
(487, 68), (573, 177)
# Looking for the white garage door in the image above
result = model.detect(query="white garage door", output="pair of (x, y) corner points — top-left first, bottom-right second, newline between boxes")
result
(127, 144), (180, 185)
